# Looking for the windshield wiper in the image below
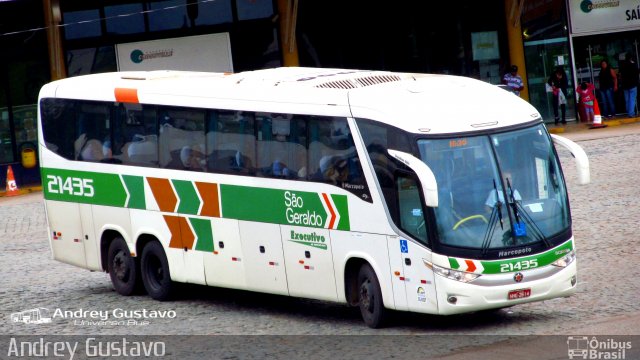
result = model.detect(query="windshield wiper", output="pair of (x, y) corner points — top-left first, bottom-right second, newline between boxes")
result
(514, 202), (551, 248)
(506, 178), (520, 225)
(481, 180), (504, 255)
(505, 178), (551, 248)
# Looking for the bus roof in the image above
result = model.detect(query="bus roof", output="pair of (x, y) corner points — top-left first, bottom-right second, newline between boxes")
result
(41, 67), (541, 135)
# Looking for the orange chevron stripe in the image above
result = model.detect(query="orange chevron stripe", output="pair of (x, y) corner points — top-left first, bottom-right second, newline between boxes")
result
(465, 259), (476, 273)
(164, 215), (195, 250)
(195, 182), (220, 217)
(147, 177), (177, 212)
(322, 193), (336, 229)
(179, 216), (195, 250)
(164, 215), (183, 249)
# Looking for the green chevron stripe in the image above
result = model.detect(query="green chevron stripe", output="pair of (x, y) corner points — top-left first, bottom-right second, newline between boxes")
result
(330, 194), (350, 231)
(190, 218), (214, 252)
(122, 175), (145, 209)
(172, 180), (200, 215)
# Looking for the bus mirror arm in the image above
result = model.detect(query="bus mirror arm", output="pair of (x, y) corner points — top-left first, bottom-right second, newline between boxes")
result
(387, 149), (438, 207)
(550, 134), (590, 185)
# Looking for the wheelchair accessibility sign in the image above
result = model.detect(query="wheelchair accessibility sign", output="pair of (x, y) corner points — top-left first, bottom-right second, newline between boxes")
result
(400, 239), (408, 253)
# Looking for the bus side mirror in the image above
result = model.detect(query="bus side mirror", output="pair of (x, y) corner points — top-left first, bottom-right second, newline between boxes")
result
(550, 134), (590, 185)
(387, 149), (438, 207)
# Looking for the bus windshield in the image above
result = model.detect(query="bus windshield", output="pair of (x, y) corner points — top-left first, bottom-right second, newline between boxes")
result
(417, 124), (570, 251)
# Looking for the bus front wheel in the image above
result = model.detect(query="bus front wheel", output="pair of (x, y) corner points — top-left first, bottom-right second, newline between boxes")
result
(357, 264), (386, 328)
(107, 237), (139, 296)
(140, 241), (174, 301)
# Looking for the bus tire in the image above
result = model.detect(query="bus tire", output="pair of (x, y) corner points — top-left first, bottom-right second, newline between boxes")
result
(107, 237), (138, 296)
(357, 264), (386, 328)
(140, 241), (173, 301)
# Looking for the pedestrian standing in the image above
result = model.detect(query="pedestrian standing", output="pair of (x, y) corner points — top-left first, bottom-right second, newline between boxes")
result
(548, 67), (568, 124)
(598, 59), (617, 118)
(576, 81), (596, 123)
(503, 65), (525, 96)
(619, 53), (639, 118)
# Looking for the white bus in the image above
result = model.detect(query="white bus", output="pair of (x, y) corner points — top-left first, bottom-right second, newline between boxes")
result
(38, 68), (589, 328)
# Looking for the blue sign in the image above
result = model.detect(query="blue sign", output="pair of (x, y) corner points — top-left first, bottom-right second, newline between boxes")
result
(400, 239), (408, 253)
(513, 222), (527, 237)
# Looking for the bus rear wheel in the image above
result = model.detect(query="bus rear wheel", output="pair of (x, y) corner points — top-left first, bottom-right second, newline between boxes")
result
(107, 237), (139, 296)
(357, 264), (386, 328)
(140, 241), (173, 301)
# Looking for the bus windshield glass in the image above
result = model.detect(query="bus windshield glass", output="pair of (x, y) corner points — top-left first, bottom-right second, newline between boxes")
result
(417, 124), (570, 250)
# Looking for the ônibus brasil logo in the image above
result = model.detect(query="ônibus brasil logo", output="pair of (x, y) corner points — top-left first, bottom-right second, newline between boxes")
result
(130, 49), (174, 64)
(567, 336), (632, 359)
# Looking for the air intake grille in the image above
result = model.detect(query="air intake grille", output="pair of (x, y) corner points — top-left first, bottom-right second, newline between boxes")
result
(314, 74), (402, 89)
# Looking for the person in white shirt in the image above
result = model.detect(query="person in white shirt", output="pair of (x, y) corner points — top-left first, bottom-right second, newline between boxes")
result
(502, 65), (525, 96)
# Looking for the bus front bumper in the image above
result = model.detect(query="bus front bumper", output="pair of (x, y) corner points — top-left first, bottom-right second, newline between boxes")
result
(435, 260), (577, 315)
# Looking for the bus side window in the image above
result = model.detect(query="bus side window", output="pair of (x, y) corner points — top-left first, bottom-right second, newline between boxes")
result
(206, 110), (256, 175)
(157, 107), (206, 171)
(308, 117), (371, 201)
(396, 172), (429, 245)
(75, 102), (112, 163)
(41, 98), (76, 160)
(117, 103), (158, 167)
(256, 113), (307, 179)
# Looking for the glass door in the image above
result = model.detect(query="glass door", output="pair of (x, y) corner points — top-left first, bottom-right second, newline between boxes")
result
(524, 38), (576, 123)
(0, 61), (15, 164)
(572, 32), (639, 118)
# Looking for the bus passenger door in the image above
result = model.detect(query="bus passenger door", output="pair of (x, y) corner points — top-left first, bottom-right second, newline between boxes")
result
(239, 221), (288, 295)
(281, 225), (338, 301)
(400, 239), (438, 313)
(387, 236), (408, 311)
(395, 172), (438, 313)
(46, 201), (87, 268)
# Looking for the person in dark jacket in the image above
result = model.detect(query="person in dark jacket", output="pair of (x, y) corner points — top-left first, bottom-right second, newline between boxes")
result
(548, 67), (569, 124)
(619, 53), (639, 118)
(598, 59), (618, 118)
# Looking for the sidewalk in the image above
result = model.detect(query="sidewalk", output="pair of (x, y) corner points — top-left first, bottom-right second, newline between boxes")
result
(547, 115), (640, 141)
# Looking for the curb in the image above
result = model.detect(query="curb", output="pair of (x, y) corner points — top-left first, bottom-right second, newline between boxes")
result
(0, 185), (43, 198)
(548, 116), (640, 134)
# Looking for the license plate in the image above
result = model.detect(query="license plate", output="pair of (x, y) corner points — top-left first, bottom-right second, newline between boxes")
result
(508, 288), (531, 300)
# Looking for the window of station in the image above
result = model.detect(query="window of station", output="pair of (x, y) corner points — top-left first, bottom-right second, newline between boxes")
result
(105, 4), (145, 35)
(62, 9), (102, 40)
(148, 0), (233, 31)
(0, 111), (13, 164)
(236, 0), (274, 21)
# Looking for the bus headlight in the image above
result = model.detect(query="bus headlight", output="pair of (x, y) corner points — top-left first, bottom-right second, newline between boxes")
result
(423, 260), (480, 283)
(551, 250), (576, 268)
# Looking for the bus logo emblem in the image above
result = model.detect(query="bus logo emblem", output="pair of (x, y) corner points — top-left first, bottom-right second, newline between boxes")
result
(514, 272), (524, 282)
